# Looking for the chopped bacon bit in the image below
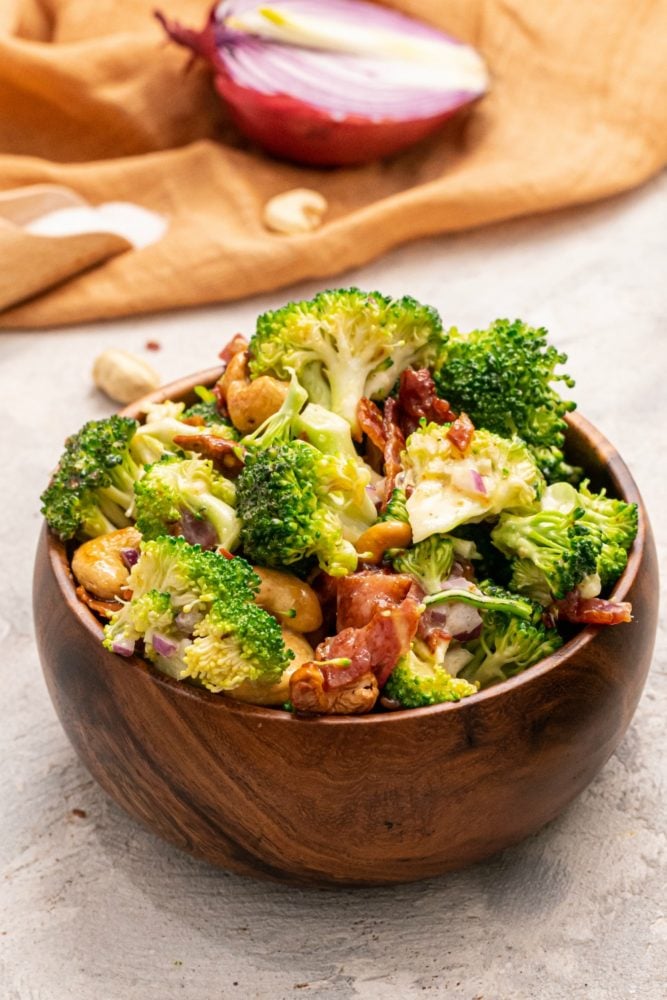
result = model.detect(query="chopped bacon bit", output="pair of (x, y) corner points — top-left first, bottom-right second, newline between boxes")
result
(552, 591), (633, 626)
(357, 398), (386, 453)
(381, 397), (406, 511)
(219, 333), (248, 364)
(336, 570), (414, 631)
(173, 433), (245, 474)
(217, 547), (235, 560)
(119, 587), (133, 601)
(75, 585), (121, 619)
(145, 339), (161, 351)
(317, 596), (421, 689)
(396, 368), (457, 436)
(446, 412), (475, 455)
(180, 415), (206, 427)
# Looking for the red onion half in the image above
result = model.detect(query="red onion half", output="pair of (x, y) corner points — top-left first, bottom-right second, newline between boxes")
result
(156, 1), (488, 165)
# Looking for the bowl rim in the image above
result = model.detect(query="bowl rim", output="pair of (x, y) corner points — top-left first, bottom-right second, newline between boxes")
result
(44, 366), (646, 727)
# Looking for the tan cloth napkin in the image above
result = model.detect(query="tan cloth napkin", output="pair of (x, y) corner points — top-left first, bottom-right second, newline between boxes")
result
(1, 0), (666, 328)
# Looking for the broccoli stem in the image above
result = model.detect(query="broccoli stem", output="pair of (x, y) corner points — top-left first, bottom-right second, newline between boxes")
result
(423, 588), (534, 620)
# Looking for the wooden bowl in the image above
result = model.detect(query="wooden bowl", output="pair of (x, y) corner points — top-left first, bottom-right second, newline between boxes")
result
(33, 370), (659, 886)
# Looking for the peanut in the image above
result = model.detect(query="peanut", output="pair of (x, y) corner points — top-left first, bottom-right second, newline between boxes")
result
(262, 188), (328, 235)
(92, 349), (160, 404)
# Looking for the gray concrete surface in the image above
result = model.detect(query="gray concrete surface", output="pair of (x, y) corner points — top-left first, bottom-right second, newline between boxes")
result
(1, 173), (665, 1000)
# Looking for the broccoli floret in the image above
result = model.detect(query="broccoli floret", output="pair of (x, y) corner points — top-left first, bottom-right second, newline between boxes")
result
(241, 371), (309, 448)
(491, 506), (601, 605)
(41, 415), (142, 540)
(103, 537), (290, 694)
(179, 598), (289, 693)
(384, 641), (478, 708)
(236, 439), (376, 577)
(133, 455), (240, 550)
(541, 481), (638, 588)
(248, 288), (441, 436)
(432, 318), (579, 482)
(404, 423), (543, 541)
(460, 610), (563, 688)
(183, 385), (237, 435)
(130, 399), (236, 466)
(390, 535), (455, 594)
(379, 487), (409, 524)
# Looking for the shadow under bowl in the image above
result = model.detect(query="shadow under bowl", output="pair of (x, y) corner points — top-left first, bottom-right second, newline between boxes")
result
(33, 368), (659, 886)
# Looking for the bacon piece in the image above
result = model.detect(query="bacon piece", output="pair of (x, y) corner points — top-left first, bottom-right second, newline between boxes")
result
(173, 433), (245, 474)
(552, 592), (633, 626)
(75, 585), (121, 620)
(396, 368), (457, 436)
(336, 570), (414, 631)
(318, 596), (422, 689)
(381, 397), (406, 510)
(446, 412), (475, 455)
(219, 333), (248, 364)
(357, 398), (386, 452)
(289, 665), (379, 715)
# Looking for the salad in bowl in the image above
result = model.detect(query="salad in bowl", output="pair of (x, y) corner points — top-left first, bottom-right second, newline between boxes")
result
(41, 289), (637, 717)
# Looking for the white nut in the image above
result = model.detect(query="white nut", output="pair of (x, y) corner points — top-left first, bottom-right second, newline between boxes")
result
(92, 349), (161, 404)
(262, 188), (328, 235)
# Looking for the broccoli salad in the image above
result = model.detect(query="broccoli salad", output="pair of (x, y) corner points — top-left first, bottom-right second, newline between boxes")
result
(41, 289), (638, 715)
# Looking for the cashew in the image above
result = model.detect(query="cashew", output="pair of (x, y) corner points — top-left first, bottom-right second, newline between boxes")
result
(218, 350), (249, 404)
(254, 567), (323, 633)
(262, 188), (328, 235)
(230, 628), (314, 706)
(355, 520), (413, 565)
(289, 665), (379, 715)
(71, 526), (142, 601)
(226, 375), (289, 433)
(92, 349), (160, 404)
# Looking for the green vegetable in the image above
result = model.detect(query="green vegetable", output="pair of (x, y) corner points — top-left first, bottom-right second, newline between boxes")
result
(461, 602), (563, 688)
(424, 581), (536, 621)
(491, 506), (601, 605)
(540, 481), (638, 587)
(103, 536), (290, 693)
(40, 415), (141, 540)
(384, 641), (478, 708)
(432, 318), (579, 482)
(236, 439), (376, 577)
(130, 399), (234, 466)
(379, 487), (409, 524)
(248, 288), (441, 436)
(404, 422), (543, 541)
(390, 534), (455, 594)
(183, 385), (237, 434)
(133, 455), (240, 550)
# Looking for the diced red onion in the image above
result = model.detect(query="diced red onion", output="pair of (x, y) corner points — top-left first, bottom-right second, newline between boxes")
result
(156, 1), (488, 165)
(120, 547), (139, 569)
(112, 637), (136, 658)
(151, 632), (178, 657)
(470, 470), (487, 496)
(442, 602), (483, 640)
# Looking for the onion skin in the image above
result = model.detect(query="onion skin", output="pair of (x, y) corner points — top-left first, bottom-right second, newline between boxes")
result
(156, 7), (485, 166)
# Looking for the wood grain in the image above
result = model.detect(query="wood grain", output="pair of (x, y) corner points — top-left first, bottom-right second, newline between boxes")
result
(32, 373), (659, 886)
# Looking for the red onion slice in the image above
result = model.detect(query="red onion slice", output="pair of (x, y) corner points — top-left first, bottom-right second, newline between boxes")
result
(157, 1), (488, 165)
